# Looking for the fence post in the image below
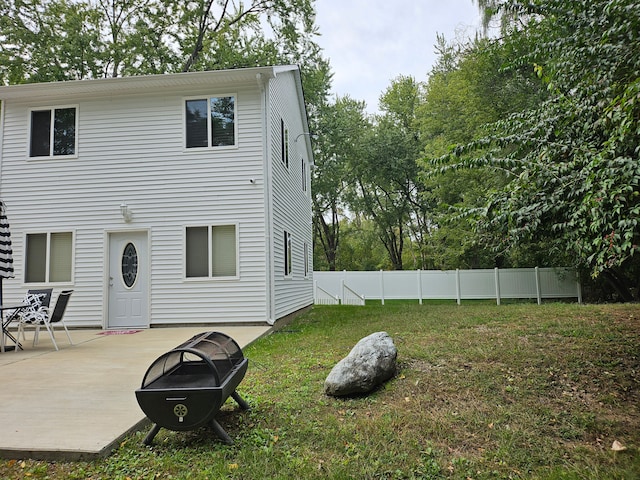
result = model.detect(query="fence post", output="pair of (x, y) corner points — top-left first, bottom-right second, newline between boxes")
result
(341, 270), (347, 304)
(494, 267), (501, 305)
(576, 271), (583, 304)
(313, 281), (317, 304)
(417, 269), (423, 305)
(379, 270), (385, 305)
(535, 267), (542, 305)
(456, 269), (461, 305)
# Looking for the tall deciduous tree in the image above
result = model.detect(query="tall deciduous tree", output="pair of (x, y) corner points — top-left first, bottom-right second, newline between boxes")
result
(312, 96), (369, 271)
(346, 76), (424, 270)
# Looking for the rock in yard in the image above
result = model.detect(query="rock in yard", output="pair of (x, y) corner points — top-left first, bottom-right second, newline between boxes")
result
(324, 331), (397, 396)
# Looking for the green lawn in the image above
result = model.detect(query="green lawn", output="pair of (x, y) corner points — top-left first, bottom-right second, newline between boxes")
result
(2, 303), (639, 479)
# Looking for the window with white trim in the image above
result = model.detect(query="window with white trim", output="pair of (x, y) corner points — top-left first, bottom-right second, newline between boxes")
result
(25, 232), (73, 283)
(186, 225), (237, 278)
(280, 118), (289, 167)
(185, 96), (236, 148)
(304, 242), (309, 277)
(301, 158), (307, 192)
(284, 231), (292, 276)
(29, 107), (77, 157)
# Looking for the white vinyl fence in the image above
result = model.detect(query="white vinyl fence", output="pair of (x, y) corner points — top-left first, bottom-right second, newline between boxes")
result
(313, 267), (581, 305)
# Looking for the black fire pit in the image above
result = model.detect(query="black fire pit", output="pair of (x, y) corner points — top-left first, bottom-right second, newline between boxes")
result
(135, 331), (250, 445)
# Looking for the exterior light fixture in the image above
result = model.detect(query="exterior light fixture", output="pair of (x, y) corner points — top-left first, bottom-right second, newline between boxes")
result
(120, 202), (132, 222)
(294, 132), (316, 142)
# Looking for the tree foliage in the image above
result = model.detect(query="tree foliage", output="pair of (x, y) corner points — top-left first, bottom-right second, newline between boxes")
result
(419, 34), (548, 269)
(0, 0), (318, 82)
(312, 95), (369, 271)
(345, 76), (426, 270)
(438, 0), (640, 299)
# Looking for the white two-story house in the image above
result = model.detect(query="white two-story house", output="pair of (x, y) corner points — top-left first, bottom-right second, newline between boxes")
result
(0, 65), (314, 328)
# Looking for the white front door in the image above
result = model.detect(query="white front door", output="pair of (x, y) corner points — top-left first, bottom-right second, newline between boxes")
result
(107, 231), (149, 329)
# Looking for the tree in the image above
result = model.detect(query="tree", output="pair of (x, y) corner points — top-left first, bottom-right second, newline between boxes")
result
(345, 76), (425, 270)
(0, 0), (317, 82)
(418, 33), (547, 269)
(472, 0), (528, 33)
(312, 96), (370, 271)
(0, 0), (104, 82)
(437, 0), (640, 300)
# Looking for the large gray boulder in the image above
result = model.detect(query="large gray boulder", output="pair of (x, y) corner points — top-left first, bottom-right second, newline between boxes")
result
(324, 331), (397, 396)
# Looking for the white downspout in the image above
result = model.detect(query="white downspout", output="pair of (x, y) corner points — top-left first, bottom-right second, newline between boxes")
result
(258, 73), (276, 325)
(0, 100), (5, 195)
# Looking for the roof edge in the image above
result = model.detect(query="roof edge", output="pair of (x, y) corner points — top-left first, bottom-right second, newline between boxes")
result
(0, 65), (297, 100)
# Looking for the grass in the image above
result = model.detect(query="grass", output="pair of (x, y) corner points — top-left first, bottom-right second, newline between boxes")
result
(1, 303), (639, 479)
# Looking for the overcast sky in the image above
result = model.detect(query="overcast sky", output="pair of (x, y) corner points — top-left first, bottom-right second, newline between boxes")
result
(314, 0), (484, 113)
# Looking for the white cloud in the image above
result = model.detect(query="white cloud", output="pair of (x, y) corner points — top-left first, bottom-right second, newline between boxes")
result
(314, 0), (483, 112)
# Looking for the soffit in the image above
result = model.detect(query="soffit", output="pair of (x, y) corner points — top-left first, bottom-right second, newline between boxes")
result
(0, 66), (288, 101)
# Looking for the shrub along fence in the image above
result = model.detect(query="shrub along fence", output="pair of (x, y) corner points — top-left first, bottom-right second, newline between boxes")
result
(313, 267), (582, 306)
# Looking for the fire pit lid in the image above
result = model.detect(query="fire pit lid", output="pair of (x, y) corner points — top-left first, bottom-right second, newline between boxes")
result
(140, 331), (244, 388)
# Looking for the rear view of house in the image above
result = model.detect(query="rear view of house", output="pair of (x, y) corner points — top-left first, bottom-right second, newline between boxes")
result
(0, 65), (314, 328)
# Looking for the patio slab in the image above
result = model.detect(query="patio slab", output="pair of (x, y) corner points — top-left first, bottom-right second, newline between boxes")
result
(0, 325), (271, 461)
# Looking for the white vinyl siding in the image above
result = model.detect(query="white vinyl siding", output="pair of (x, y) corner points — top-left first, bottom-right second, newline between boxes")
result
(1, 83), (266, 325)
(0, 66), (312, 326)
(268, 72), (314, 319)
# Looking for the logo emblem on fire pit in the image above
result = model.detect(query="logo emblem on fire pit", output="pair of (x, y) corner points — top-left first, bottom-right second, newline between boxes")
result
(173, 404), (188, 421)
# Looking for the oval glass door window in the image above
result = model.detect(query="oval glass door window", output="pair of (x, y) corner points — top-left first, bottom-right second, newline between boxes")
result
(121, 242), (138, 288)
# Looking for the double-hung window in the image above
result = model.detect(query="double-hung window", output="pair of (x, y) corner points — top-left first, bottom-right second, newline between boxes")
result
(25, 232), (73, 283)
(301, 158), (307, 192)
(280, 119), (289, 167)
(185, 96), (236, 148)
(29, 107), (77, 157)
(186, 225), (237, 278)
(284, 231), (292, 276)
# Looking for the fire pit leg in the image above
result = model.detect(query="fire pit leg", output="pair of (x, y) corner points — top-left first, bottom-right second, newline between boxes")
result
(231, 391), (250, 410)
(211, 418), (234, 445)
(143, 423), (162, 445)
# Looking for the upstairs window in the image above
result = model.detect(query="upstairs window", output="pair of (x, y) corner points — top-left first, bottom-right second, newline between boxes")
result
(185, 96), (236, 148)
(29, 107), (77, 157)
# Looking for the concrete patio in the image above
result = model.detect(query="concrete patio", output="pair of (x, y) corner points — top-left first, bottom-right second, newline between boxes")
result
(0, 325), (271, 461)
